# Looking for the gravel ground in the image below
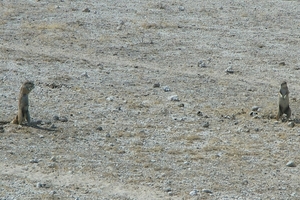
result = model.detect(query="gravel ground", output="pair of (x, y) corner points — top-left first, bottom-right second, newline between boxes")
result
(1, 0), (300, 199)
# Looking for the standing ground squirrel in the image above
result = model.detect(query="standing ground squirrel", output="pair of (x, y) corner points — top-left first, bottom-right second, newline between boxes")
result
(11, 81), (35, 125)
(276, 81), (291, 121)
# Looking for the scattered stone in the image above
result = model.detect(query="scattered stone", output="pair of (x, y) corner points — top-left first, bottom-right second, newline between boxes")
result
(164, 188), (172, 192)
(190, 190), (198, 196)
(178, 6), (185, 11)
(225, 66), (234, 74)
(39, 134), (44, 138)
(169, 95), (180, 101)
(50, 124), (57, 129)
(197, 111), (203, 116)
(106, 133), (111, 138)
(49, 190), (56, 195)
(0, 126), (4, 133)
(153, 83), (160, 88)
(249, 111), (258, 116)
(286, 161), (296, 167)
(288, 121), (295, 128)
(50, 156), (57, 162)
(81, 72), (89, 78)
(59, 116), (68, 122)
(106, 96), (114, 101)
(202, 189), (213, 194)
(96, 126), (103, 131)
(36, 182), (46, 188)
(82, 8), (90, 12)
(251, 106), (260, 111)
(53, 115), (59, 121)
(242, 179), (248, 185)
(203, 122), (209, 128)
(163, 86), (171, 92)
(178, 103), (184, 107)
(198, 60), (206, 68)
(30, 158), (39, 163)
(279, 61), (286, 66)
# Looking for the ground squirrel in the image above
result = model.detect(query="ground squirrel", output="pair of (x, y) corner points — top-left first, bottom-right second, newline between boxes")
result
(276, 81), (291, 121)
(11, 81), (35, 125)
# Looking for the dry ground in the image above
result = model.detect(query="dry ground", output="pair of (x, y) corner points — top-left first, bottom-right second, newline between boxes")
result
(1, 0), (300, 199)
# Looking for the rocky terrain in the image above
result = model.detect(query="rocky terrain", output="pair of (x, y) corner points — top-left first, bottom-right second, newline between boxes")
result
(1, 0), (300, 199)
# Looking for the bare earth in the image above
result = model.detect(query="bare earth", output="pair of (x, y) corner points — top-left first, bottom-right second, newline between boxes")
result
(1, 0), (300, 199)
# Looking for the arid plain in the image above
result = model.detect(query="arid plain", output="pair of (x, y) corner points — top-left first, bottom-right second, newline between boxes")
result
(1, 0), (300, 199)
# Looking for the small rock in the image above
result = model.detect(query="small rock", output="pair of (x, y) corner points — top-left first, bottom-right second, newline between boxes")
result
(279, 61), (286, 66)
(202, 189), (212, 194)
(106, 133), (111, 138)
(203, 122), (209, 128)
(225, 66), (234, 74)
(153, 83), (160, 88)
(81, 72), (89, 78)
(249, 111), (258, 116)
(288, 121), (295, 128)
(198, 60), (206, 68)
(96, 126), (103, 131)
(59, 116), (68, 122)
(190, 190), (198, 196)
(30, 158), (39, 163)
(169, 95), (180, 101)
(286, 161), (296, 167)
(36, 182), (46, 188)
(164, 188), (172, 192)
(163, 86), (171, 92)
(49, 190), (56, 195)
(197, 111), (203, 116)
(106, 96), (114, 101)
(178, 6), (185, 11)
(50, 156), (57, 162)
(53, 116), (59, 121)
(82, 8), (90, 12)
(242, 179), (248, 185)
(178, 103), (184, 107)
(251, 106), (260, 111)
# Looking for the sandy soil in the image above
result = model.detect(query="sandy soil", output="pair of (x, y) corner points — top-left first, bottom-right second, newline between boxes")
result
(1, 0), (300, 199)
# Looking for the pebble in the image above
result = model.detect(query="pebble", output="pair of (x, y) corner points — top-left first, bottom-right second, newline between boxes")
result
(286, 161), (296, 167)
(163, 86), (171, 92)
(288, 121), (295, 128)
(30, 158), (39, 163)
(178, 6), (185, 11)
(169, 95), (180, 101)
(225, 66), (234, 74)
(197, 111), (203, 116)
(50, 156), (57, 162)
(59, 116), (68, 122)
(96, 126), (103, 131)
(178, 103), (184, 107)
(203, 122), (209, 128)
(202, 189), (212, 194)
(53, 115), (59, 121)
(82, 8), (90, 12)
(198, 60), (206, 68)
(251, 106), (260, 111)
(81, 72), (89, 78)
(153, 83), (160, 88)
(36, 182), (46, 188)
(106, 96), (114, 101)
(190, 189), (198, 196)
(0, 126), (4, 133)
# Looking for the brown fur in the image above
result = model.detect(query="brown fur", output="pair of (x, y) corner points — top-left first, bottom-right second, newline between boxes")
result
(276, 81), (291, 121)
(11, 81), (35, 125)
